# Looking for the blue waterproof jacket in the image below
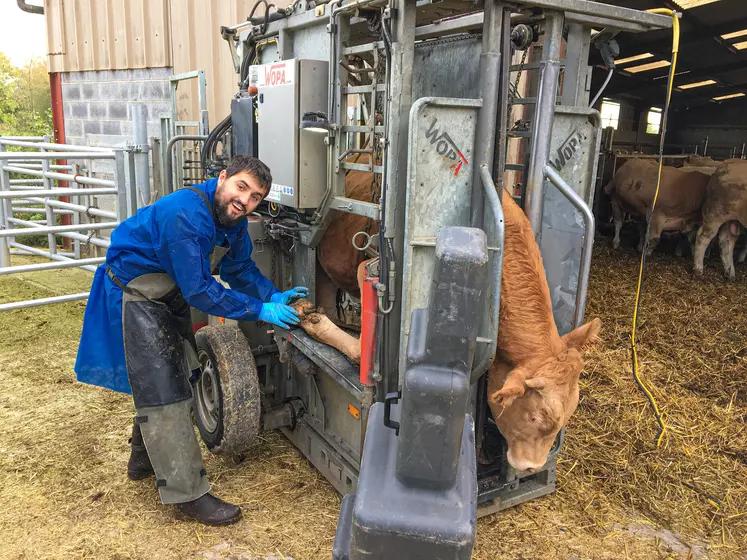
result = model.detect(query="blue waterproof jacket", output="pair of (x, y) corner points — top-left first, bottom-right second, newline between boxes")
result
(74, 178), (278, 393)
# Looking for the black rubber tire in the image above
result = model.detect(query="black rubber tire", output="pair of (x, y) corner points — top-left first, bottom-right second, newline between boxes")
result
(194, 324), (261, 458)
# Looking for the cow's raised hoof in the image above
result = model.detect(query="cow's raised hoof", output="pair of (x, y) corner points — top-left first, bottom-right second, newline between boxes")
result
(612, 239), (620, 250)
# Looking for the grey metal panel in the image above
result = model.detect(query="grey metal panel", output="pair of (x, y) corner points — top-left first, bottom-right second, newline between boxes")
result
(257, 60), (298, 207)
(298, 59), (330, 209)
(281, 421), (359, 497)
(412, 36), (481, 101)
(539, 106), (601, 334)
(257, 58), (328, 209)
(518, 0), (672, 30)
(292, 244), (316, 305)
(292, 25), (330, 60)
(399, 97), (481, 379)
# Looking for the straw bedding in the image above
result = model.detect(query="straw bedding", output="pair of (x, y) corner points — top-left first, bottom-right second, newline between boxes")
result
(0, 244), (744, 559)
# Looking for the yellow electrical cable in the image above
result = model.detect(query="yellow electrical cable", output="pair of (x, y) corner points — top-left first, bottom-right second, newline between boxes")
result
(630, 9), (680, 447)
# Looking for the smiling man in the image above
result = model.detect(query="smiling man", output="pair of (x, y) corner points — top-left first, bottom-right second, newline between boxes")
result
(75, 155), (307, 526)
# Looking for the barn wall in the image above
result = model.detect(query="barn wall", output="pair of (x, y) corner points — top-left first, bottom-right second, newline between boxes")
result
(169, 0), (293, 127)
(45, 0), (172, 72)
(46, 0), (293, 143)
(61, 68), (171, 155)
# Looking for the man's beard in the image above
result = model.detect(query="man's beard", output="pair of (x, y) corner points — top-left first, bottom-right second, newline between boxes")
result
(214, 197), (246, 228)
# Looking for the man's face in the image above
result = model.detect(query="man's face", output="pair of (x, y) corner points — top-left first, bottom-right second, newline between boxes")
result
(214, 169), (267, 228)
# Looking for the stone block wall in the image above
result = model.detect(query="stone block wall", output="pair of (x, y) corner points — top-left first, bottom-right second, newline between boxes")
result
(62, 67), (172, 149)
(61, 67), (173, 217)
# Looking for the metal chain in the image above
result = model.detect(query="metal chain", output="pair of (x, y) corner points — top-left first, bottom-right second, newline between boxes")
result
(507, 47), (529, 131)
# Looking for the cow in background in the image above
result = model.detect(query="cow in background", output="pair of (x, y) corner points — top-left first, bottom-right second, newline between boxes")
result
(693, 160), (747, 281)
(486, 189), (601, 473)
(604, 158), (713, 255)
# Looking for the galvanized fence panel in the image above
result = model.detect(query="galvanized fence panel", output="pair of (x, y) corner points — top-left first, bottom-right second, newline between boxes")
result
(0, 136), (138, 311)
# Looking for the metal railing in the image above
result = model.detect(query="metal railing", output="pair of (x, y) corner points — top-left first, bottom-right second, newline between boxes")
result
(0, 135), (137, 311)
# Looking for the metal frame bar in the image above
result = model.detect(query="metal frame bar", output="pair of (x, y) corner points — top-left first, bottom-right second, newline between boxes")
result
(8, 241), (104, 269)
(0, 292), (90, 312)
(169, 70), (209, 192)
(0, 139), (113, 153)
(165, 135), (207, 194)
(519, 0), (671, 29)
(0, 257), (104, 275)
(472, 165), (505, 379)
(0, 187), (117, 198)
(524, 60), (560, 240)
(544, 165), (594, 328)
(0, 220), (119, 238)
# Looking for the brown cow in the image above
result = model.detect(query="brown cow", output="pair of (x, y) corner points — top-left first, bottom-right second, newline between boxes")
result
(683, 154), (720, 170)
(605, 158), (712, 255)
(317, 161), (379, 295)
(693, 160), (747, 281)
(486, 189), (601, 473)
(309, 173), (601, 474)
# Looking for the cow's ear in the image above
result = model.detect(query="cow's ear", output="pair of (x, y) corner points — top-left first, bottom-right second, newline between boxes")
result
(562, 318), (601, 350)
(525, 377), (548, 390)
(489, 366), (530, 409)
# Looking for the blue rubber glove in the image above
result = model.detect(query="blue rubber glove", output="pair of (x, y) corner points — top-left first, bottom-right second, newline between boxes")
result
(270, 286), (309, 305)
(258, 302), (301, 329)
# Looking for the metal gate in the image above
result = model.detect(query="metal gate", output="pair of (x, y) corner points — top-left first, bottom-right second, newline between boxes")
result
(0, 135), (139, 311)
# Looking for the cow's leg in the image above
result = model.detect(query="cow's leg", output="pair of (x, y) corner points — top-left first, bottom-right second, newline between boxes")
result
(636, 221), (647, 253)
(686, 229), (698, 257)
(291, 299), (361, 364)
(610, 198), (624, 249)
(674, 234), (688, 257)
(718, 222), (740, 282)
(737, 240), (747, 264)
(693, 220), (722, 277)
(645, 218), (664, 256)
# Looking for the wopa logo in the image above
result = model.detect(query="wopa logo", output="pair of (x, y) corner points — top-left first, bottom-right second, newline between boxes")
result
(424, 118), (469, 177)
(549, 128), (586, 172)
(264, 63), (288, 86)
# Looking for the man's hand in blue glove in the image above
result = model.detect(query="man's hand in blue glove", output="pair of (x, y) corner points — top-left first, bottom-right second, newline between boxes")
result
(270, 286), (309, 305)
(258, 302), (301, 330)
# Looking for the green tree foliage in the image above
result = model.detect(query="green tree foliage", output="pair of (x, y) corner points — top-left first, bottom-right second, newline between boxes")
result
(0, 53), (52, 136)
(0, 53), (20, 129)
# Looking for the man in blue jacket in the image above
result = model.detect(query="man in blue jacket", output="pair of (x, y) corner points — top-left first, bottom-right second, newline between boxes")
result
(75, 155), (307, 526)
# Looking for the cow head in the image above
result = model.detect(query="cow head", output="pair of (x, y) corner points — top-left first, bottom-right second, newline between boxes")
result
(488, 318), (601, 472)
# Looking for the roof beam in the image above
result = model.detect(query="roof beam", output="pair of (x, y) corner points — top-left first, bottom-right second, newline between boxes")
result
(607, 58), (747, 83)
(638, 16), (747, 47)
(614, 15), (747, 58)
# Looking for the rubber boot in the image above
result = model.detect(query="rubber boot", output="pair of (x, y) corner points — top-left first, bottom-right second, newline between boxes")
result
(127, 419), (155, 480)
(176, 493), (242, 526)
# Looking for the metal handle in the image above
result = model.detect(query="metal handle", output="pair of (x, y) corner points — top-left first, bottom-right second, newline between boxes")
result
(383, 391), (401, 436)
(165, 135), (207, 195)
(471, 165), (505, 381)
(544, 164), (596, 329)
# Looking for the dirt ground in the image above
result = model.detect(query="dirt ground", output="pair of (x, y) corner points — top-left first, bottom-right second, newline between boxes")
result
(0, 241), (745, 560)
